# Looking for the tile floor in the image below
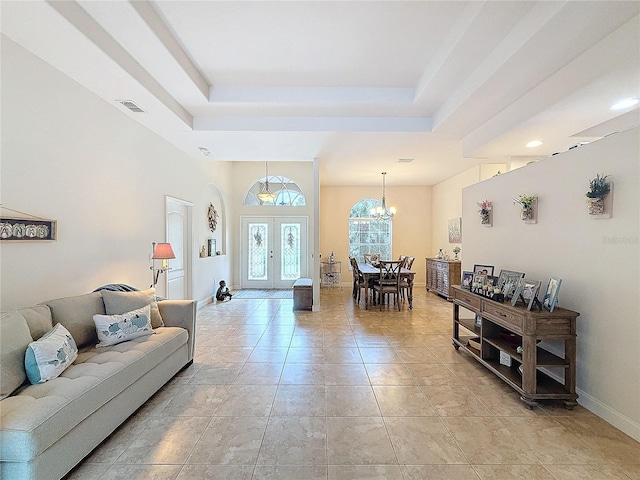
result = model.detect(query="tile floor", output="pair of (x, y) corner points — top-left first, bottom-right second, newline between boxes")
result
(67, 288), (639, 480)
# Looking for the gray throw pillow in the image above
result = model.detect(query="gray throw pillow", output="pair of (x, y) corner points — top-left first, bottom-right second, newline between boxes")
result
(1, 311), (33, 399)
(101, 288), (164, 328)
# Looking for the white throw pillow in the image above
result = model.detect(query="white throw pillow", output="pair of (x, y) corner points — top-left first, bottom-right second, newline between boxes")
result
(24, 323), (78, 384)
(93, 304), (154, 347)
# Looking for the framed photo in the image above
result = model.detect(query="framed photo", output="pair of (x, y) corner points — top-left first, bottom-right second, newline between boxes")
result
(207, 238), (216, 257)
(497, 269), (525, 298)
(461, 271), (473, 289)
(473, 264), (494, 276)
(512, 278), (542, 310)
(542, 277), (562, 312)
(0, 217), (57, 242)
(448, 217), (462, 243)
(472, 273), (487, 293)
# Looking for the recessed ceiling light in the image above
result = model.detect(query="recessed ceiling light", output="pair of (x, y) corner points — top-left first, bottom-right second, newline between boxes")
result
(611, 97), (638, 111)
(526, 140), (542, 148)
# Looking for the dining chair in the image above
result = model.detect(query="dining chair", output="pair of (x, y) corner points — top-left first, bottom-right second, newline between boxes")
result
(400, 256), (415, 302)
(349, 256), (367, 302)
(363, 253), (380, 265)
(372, 259), (405, 311)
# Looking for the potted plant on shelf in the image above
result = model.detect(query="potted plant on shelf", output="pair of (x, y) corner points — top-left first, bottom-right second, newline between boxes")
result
(586, 174), (610, 215)
(513, 194), (537, 222)
(477, 200), (492, 225)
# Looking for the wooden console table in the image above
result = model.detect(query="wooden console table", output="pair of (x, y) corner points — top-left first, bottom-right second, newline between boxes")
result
(451, 285), (580, 409)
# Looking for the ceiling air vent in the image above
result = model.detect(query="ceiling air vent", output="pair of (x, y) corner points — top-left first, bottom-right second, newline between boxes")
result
(398, 158), (414, 163)
(117, 100), (145, 113)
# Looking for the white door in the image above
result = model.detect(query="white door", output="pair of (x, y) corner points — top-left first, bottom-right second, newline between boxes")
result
(241, 217), (308, 289)
(166, 197), (193, 299)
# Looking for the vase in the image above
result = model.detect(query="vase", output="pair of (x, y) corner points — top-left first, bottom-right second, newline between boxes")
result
(480, 211), (491, 225)
(521, 206), (533, 221)
(587, 197), (605, 215)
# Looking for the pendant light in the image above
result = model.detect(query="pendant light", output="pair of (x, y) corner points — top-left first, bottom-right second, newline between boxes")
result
(257, 162), (277, 202)
(370, 172), (396, 221)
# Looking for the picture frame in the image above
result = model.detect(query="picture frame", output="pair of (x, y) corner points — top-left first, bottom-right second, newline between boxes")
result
(448, 217), (462, 243)
(0, 217), (57, 242)
(497, 269), (525, 299)
(512, 278), (542, 310)
(207, 238), (216, 257)
(473, 264), (494, 276)
(541, 277), (562, 312)
(461, 271), (473, 289)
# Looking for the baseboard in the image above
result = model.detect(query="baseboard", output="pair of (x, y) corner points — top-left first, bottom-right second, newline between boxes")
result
(576, 388), (640, 442)
(538, 366), (639, 441)
(197, 297), (213, 309)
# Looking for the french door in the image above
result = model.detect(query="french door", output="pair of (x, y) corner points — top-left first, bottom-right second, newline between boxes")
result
(240, 217), (308, 289)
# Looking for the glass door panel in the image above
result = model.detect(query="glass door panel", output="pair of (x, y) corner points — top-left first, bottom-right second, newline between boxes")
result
(241, 217), (307, 289)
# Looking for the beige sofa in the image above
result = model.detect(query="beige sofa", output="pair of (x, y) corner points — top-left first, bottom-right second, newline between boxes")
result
(0, 289), (196, 480)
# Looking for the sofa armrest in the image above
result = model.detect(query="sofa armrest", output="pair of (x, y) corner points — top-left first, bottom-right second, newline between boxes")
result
(158, 299), (196, 362)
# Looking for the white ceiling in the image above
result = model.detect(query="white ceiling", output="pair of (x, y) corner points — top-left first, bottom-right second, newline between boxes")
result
(2, 1), (639, 186)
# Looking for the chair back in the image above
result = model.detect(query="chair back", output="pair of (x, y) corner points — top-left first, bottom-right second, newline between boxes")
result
(404, 256), (415, 270)
(378, 259), (404, 286)
(363, 253), (380, 265)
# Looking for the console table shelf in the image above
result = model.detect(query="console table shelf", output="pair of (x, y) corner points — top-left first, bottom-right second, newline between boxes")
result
(452, 285), (579, 409)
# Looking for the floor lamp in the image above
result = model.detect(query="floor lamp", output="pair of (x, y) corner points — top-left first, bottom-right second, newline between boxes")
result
(151, 242), (176, 288)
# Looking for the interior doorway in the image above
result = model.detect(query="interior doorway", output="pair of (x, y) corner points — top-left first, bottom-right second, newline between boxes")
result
(166, 196), (193, 300)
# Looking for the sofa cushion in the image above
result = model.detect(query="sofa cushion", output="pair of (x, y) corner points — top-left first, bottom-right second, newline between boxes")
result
(0, 326), (188, 462)
(25, 324), (78, 384)
(0, 312), (33, 400)
(46, 292), (105, 349)
(17, 305), (53, 342)
(101, 288), (164, 328)
(93, 305), (154, 347)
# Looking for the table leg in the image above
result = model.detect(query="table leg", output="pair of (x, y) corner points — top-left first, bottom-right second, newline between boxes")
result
(364, 274), (370, 309)
(408, 277), (414, 309)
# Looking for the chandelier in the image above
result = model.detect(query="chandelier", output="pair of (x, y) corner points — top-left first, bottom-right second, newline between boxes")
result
(370, 172), (396, 221)
(257, 162), (277, 202)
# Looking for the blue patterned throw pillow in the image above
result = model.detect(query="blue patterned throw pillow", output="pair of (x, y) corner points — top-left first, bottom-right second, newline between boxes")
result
(93, 304), (154, 347)
(25, 323), (78, 384)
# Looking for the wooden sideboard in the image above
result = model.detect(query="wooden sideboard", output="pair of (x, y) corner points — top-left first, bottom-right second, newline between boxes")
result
(451, 285), (580, 409)
(425, 258), (461, 300)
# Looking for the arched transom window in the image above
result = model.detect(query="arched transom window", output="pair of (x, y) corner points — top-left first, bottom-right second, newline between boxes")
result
(244, 175), (306, 206)
(348, 198), (392, 263)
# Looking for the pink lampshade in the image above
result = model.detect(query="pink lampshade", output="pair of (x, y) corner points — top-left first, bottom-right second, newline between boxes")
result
(152, 243), (176, 260)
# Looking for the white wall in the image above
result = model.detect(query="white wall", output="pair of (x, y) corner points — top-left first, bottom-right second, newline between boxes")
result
(431, 163), (505, 260)
(1, 38), (232, 308)
(462, 128), (640, 440)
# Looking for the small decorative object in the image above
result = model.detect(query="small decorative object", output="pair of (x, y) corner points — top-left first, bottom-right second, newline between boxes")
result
(513, 194), (537, 223)
(207, 203), (219, 232)
(436, 248), (445, 259)
(215, 280), (233, 302)
(461, 271), (473, 289)
(329, 251), (335, 262)
(586, 173), (612, 217)
(473, 264), (495, 276)
(448, 217), (462, 243)
(452, 246), (461, 261)
(200, 246), (207, 258)
(541, 277), (562, 312)
(477, 200), (492, 226)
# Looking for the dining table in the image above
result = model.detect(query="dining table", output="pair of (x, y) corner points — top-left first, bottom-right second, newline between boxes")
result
(357, 262), (416, 310)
